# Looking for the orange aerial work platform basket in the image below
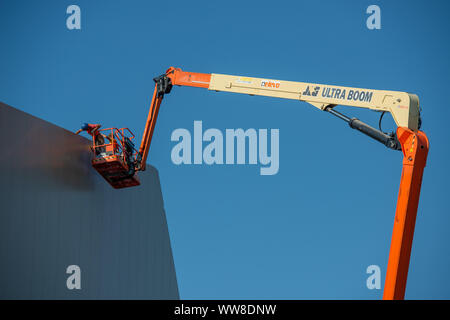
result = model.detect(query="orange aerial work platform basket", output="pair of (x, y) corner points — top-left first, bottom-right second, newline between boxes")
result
(91, 127), (140, 189)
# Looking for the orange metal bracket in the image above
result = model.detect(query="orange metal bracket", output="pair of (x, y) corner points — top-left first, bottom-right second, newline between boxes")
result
(383, 127), (429, 300)
(166, 67), (211, 88)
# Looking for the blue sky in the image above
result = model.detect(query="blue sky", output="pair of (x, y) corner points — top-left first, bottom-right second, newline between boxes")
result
(1, 0), (449, 299)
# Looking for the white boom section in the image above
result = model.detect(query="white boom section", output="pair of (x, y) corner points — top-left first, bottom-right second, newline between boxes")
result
(208, 73), (420, 131)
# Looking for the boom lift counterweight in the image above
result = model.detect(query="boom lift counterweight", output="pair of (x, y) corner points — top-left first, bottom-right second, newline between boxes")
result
(88, 67), (429, 300)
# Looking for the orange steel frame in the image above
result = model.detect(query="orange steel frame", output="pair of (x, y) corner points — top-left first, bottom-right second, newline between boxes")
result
(383, 128), (429, 299)
(93, 127), (137, 158)
(138, 68), (429, 300)
(138, 68), (211, 170)
(138, 84), (162, 171)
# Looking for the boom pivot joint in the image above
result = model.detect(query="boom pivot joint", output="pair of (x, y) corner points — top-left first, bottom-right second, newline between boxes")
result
(154, 74), (172, 97)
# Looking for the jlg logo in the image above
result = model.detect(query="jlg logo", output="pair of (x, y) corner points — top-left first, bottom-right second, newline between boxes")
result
(261, 80), (280, 89)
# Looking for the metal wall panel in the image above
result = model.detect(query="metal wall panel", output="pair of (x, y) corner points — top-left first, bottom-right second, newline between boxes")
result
(0, 102), (179, 299)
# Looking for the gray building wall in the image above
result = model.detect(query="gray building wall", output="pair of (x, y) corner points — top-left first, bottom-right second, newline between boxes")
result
(0, 102), (179, 299)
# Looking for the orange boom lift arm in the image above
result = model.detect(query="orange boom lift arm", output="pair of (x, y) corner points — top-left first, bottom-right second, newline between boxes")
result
(95, 67), (429, 300)
(135, 68), (211, 170)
